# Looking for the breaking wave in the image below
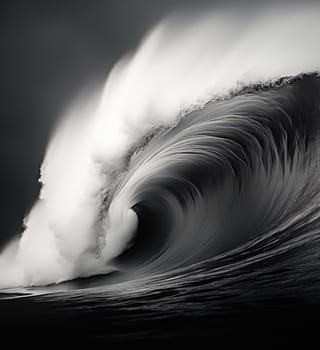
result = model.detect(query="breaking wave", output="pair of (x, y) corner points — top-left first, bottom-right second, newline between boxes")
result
(1, 4), (320, 295)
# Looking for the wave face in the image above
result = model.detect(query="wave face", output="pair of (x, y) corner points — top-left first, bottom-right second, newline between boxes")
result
(1, 3), (320, 325)
(114, 75), (320, 276)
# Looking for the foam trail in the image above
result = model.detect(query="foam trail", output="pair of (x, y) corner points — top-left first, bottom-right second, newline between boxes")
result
(1, 5), (320, 287)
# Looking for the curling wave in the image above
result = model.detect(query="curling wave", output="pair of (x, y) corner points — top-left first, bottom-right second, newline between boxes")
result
(113, 74), (320, 277)
(1, 5), (320, 291)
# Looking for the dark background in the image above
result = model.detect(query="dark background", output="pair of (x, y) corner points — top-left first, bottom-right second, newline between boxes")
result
(0, 0), (303, 247)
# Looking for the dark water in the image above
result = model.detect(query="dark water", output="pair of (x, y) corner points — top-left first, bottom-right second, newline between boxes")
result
(2, 74), (320, 345)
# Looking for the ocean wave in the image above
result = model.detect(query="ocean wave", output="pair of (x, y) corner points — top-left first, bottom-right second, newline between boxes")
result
(1, 5), (320, 298)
